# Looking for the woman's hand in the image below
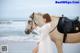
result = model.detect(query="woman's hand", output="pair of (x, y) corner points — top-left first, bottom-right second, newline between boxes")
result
(33, 47), (38, 53)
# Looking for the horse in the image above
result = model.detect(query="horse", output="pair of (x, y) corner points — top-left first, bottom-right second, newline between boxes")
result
(25, 12), (80, 53)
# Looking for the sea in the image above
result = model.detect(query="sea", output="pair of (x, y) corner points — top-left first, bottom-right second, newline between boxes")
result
(0, 20), (80, 53)
(0, 20), (26, 37)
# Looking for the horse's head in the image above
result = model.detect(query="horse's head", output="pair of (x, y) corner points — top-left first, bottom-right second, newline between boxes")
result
(25, 12), (51, 34)
(25, 12), (44, 34)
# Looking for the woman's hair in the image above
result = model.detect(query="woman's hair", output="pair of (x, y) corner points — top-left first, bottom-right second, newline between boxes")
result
(43, 13), (51, 23)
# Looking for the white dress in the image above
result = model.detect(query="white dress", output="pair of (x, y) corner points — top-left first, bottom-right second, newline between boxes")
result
(32, 23), (54, 53)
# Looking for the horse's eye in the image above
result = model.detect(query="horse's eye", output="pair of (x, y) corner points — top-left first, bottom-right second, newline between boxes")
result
(28, 20), (32, 24)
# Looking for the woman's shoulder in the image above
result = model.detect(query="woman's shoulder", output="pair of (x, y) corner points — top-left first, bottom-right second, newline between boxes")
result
(45, 22), (51, 26)
(40, 22), (51, 30)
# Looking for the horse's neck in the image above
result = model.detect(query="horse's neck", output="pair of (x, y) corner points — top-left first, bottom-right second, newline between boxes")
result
(50, 16), (60, 32)
(51, 15), (59, 20)
(34, 15), (45, 27)
(51, 16), (59, 24)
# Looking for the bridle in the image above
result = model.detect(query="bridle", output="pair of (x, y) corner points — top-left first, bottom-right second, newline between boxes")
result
(30, 13), (38, 26)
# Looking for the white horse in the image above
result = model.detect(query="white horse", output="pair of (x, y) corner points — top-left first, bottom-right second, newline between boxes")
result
(25, 12), (80, 53)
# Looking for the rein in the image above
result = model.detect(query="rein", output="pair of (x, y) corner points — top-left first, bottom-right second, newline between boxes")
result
(49, 24), (57, 33)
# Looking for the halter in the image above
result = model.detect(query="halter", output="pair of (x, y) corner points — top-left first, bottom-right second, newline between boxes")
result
(30, 13), (38, 26)
(32, 19), (38, 26)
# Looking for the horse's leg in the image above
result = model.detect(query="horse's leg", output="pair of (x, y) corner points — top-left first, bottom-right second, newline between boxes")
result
(79, 25), (80, 31)
(55, 36), (63, 53)
(50, 30), (63, 53)
(51, 35), (63, 53)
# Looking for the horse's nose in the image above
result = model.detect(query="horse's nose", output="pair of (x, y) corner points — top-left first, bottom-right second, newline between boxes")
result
(25, 30), (30, 34)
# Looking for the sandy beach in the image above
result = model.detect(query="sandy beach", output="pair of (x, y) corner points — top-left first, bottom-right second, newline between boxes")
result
(0, 36), (80, 53)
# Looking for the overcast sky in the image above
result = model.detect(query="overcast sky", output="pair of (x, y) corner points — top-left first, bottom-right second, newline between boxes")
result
(0, 0), (80, 20)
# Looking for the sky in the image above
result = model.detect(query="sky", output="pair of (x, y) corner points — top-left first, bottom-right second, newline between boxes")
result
(0, 0), (80, 20)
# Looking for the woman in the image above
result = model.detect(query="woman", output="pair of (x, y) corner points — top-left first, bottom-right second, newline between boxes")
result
(32, 14), (58, 53)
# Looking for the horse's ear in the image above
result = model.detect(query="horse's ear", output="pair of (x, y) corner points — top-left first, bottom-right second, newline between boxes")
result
(30, 12), (34, 19)
(43, 13), (51, 23)
(33, 12), (34, 15)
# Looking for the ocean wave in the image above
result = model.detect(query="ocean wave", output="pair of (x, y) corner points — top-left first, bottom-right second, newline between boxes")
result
(0, 35), (39, 42)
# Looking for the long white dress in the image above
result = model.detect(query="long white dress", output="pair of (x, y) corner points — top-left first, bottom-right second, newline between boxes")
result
(32, 23), (54, 53)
